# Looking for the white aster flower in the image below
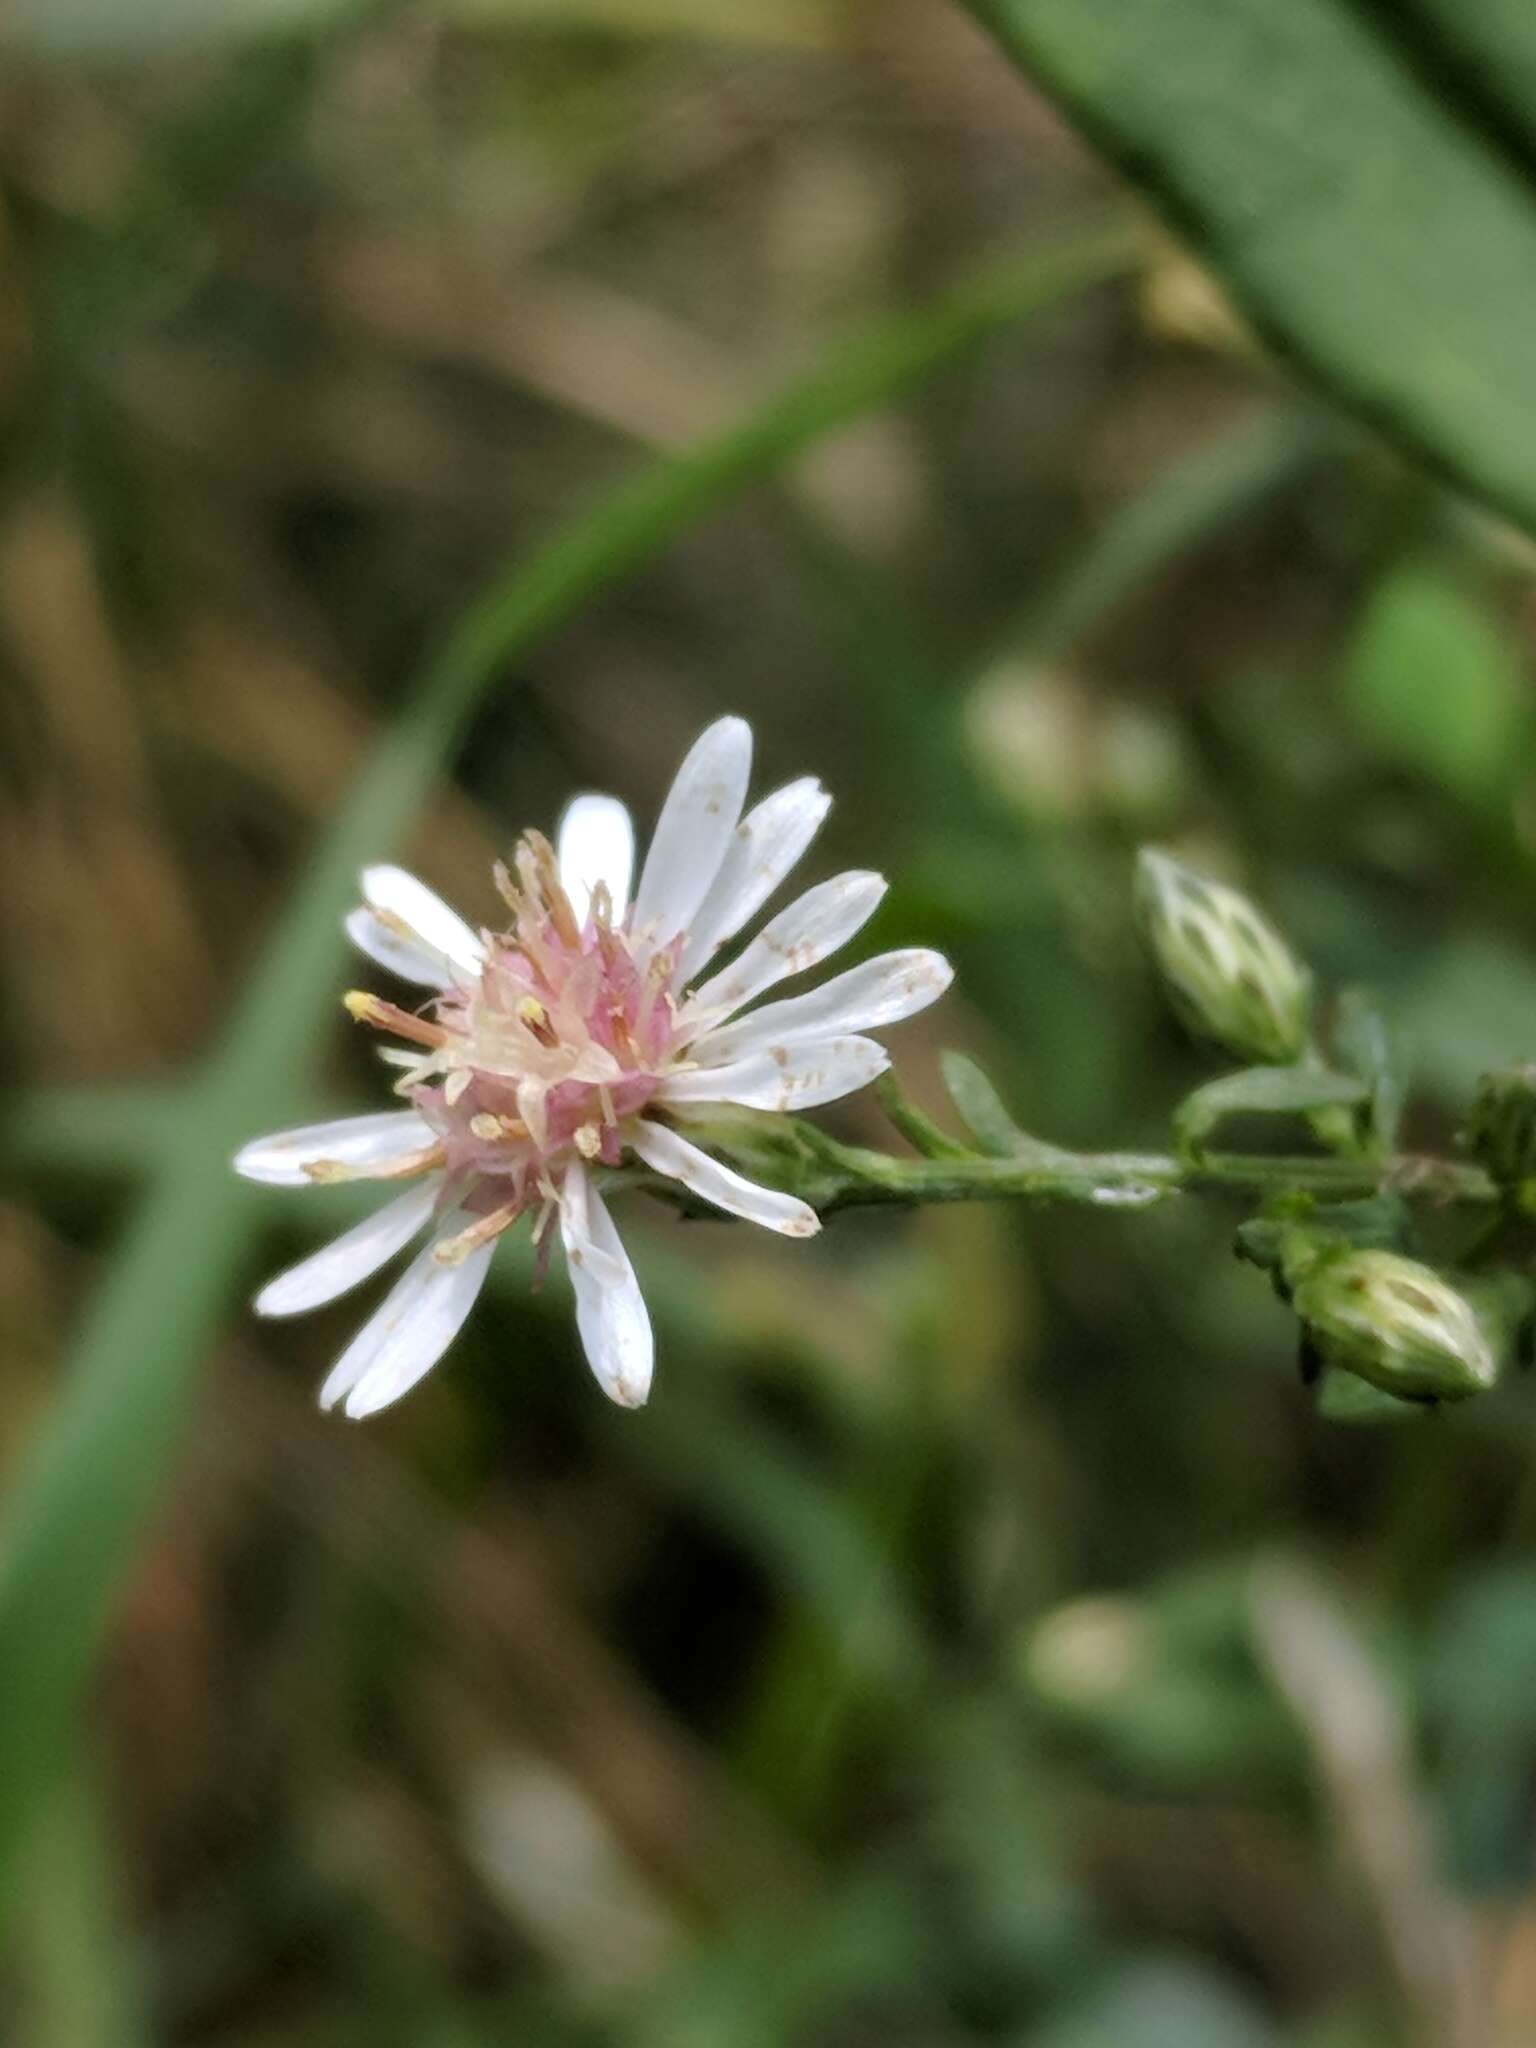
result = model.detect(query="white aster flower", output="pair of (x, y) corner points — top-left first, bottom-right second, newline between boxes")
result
(235, 716), (952, 1417)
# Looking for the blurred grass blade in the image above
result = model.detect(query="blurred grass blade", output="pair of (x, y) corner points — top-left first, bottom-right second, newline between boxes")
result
(1013, 405), (1332, 660)
(15, 1760), (145, 2048)
(963, 0), (1536, 537)
(3, 0), (836, 57)
(0, 215), (1135, 1924)
(3, 1086), (189, 1180)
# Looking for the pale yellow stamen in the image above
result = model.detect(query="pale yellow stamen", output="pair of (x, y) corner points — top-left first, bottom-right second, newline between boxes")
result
(433, 1197), (521, 1265)
(303, 1140), (446, 1185)
(344, 989), (447, 1049)
(574, 1122), (602, 1159)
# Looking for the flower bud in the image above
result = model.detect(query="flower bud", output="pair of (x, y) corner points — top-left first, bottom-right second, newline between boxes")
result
(1464, 1065), (1536, 1189)
(1134, 850), (1310, 1065)
(1293, 1249), (1496, 1402)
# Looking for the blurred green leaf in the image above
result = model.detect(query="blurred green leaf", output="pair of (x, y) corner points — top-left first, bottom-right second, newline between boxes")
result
(1400, 937), (1536, 1101)
(1386, 1), (1536, 166)
(0, 215), (1136, 1930)
(1343, 568), (1532, 809)
(1173, 1066), (1368, 1159)
(630, 1876), (936, 2048)
(1424, 1563), (1536, 1890)
(1021, 1567), (1306, 1789)
(962, 0), (1536, 537)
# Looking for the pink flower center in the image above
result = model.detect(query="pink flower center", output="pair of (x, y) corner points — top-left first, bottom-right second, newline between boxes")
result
(376, 832), (684, 1222)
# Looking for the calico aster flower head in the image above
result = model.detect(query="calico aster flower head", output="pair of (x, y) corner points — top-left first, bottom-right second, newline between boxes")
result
(235, 717), (952, 1417)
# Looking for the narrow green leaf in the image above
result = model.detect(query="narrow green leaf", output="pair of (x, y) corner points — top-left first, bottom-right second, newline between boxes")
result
(1174, 1066), (1368, 1158)
(14, 1761), (145, 2048)
(963, 0), (1536, 537)
(0, 217), (1134, 1924)
(939, 1049), (1064, 1162)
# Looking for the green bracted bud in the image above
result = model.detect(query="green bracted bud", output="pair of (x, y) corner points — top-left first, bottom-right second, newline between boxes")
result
(1134, 850), (1310, 1065)
(1465, 1065), (1536, 1190)
(1292, 1249), (1497, 1402)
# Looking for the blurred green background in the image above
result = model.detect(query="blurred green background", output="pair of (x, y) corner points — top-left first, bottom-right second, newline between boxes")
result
(6, 2), (1536, 2043)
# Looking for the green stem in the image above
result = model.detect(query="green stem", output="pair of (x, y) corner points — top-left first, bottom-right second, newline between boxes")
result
(766, 1133), (1498, 1216)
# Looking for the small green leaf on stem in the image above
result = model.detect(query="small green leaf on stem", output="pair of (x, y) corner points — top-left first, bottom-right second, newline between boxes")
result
(1174, 1065), (1368, 1161)
(938, 1050), (1069, 1163)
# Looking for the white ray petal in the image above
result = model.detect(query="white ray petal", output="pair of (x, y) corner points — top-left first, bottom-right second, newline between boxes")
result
(345, 907), (459, 989)
(324, 1232), (495, 1419)
(360, 865), (484, 979)
(685, 871), (886, 1024)
(692, 949), (953, 1066)
(556, 793), (635, 925)
(254, 1179), (441, 1318)
(559, 1160), (653, 1408)
(657, 1034), (890, 1112)
(672, 777), (830, 990)
(233, 1111), (434, 1187)
(550, 1155), (628, 1290)
(628, 1120), (819, 1237)
(629, 716), (752, 954)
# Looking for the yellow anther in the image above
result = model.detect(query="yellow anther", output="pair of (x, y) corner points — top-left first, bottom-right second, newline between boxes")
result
(343, 989), (447, 1048)
(516, 995), (559, 1048)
